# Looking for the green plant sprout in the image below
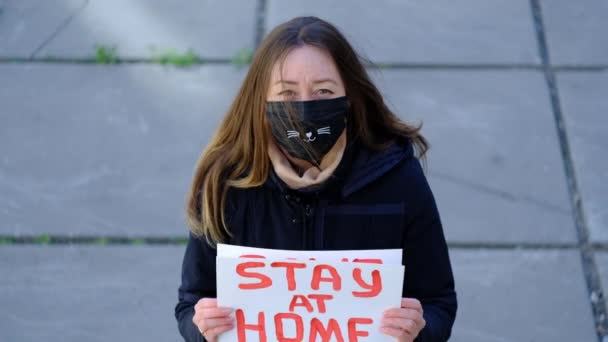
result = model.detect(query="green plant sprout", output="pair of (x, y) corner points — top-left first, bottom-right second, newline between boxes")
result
(231, 48), (253, 68)
(132, 238), (145, 245)
(94, 237), (109, 246)
(94, 44), (119, 64)
(35, 234), (51, 245)
(152, 49), (200, 67)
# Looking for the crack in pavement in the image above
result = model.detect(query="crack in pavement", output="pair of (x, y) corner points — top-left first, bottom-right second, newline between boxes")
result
(30, 0), (90, 59)
(428, 170), (570, 214)
(530, 0), (608, 339)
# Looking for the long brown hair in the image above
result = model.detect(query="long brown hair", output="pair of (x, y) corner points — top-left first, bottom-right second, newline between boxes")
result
(185, 16), (429, 245)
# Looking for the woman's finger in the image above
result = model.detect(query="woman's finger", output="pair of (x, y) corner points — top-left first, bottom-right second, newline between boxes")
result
(197, 298), (218, 309)
(381, 317), (417, 335)
(192, 310), (208, 328)
(202, 307), (233, 318)
(383, 308), (421, 320)
(203, 316), (234, 329)
(205, 323), (235, 339)
(383, 308), (426, 330)
(379, 325), (413, 340)
(401, 298), (423, 314)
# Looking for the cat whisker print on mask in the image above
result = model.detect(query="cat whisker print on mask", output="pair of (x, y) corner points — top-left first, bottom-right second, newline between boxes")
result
(286, 130), (300, 139)
(317, 126), (331, 135)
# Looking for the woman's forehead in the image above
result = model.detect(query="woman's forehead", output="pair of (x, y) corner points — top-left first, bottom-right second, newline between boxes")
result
(271, 45), (341, 83)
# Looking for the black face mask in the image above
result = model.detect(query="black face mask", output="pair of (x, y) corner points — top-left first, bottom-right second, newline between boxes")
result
(266, 96), (348, 165)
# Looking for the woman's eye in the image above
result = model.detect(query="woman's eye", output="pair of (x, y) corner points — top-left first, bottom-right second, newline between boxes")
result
(278, 90), (295, 97)
(317, 89), (334, 95)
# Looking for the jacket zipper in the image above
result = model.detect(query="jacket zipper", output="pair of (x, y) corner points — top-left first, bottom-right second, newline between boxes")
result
(301, 203), (307, 249)
(303, 203), (314, 249)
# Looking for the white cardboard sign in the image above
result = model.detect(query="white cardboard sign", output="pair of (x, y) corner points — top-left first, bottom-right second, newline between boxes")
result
(216, 245), (405, 342)
(217, 244), (402, 265)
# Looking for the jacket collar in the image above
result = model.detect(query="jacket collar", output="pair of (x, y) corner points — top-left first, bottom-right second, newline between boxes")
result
(267, 133), (414, 199)
(340, 138), (414, 198)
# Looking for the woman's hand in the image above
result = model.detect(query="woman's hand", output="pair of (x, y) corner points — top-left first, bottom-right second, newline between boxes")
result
(192, 298), (234, 342)
(380, 298), (426, 342)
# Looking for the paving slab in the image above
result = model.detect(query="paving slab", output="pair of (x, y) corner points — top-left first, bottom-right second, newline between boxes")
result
(557, 71), (608, 243)
(371, 69), (575, 244)
(542, 0), (608, 65)
(450, 248), (596, 341)
(36, 0), (257, 60)
(0, 0), (86, 57)
(266, 0), (540, 65)
(0, 64), (246, 236)
(431, 176), (573, 244)
(597, 252), (608, 314)
(0, 245), (184, 342)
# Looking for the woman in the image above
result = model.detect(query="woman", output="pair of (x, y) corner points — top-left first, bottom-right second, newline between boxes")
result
(175, 16), (457, 342)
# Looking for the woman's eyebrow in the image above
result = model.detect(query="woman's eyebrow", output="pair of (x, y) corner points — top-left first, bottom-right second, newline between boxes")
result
(274, 80), (298, 85)
(273, 78), (338, 85)
(312, 78), (338, 85)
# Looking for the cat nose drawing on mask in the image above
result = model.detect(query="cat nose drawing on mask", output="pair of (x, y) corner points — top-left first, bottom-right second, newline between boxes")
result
(287, 126), (331, 143)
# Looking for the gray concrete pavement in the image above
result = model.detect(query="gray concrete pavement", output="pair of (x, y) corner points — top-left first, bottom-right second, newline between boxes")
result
(557, 71), (608, 243)
(0, 64), (245, 236)
(598, 253), (608, 314)
(0, 0), (257, 60)
(1, 0), (606, 341)
(0, 0), (86, 57)
(267, 0), (540, 64)
(542, 0), (608, 65)
(0, 245), (183, 342)
(451, 249), (597, 341)
(373, 69), (575, 244)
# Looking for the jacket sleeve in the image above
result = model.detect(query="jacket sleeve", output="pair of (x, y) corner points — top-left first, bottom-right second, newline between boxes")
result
(174, 231), (218, 342)
(401, 157), (458, 342)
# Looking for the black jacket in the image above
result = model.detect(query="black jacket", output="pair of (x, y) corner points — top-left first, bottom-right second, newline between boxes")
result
(175, 136), (458, 341)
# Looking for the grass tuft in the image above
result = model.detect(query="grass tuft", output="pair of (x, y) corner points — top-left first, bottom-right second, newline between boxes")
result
(94, 237), (109, 246)
(0, 237), (13, 245)
(35, 234), (51, 245)
(151, 49), (200, 67)
(94, 44), (119, 64)
(132, 239), (145, 245)
(231, 48), (253, 68)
